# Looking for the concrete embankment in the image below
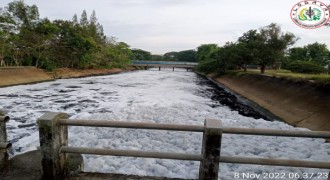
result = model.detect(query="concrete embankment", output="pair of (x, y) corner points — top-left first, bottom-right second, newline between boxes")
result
(0, 67), (53, 87)
(0, 67), (134, 88)
(213, 74), (330, 132)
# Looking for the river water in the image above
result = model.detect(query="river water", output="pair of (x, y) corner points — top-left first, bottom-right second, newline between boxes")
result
(0, 69), (329, 179)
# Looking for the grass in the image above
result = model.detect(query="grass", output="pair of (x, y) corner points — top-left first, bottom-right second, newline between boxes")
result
(226, 69), (330, 84)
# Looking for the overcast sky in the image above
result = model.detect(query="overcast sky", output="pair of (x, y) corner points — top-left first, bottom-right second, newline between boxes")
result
(1, 0), (330, 54)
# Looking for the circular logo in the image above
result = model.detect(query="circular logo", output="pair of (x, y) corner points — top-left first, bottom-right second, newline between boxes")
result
(291, 1), (330, 29)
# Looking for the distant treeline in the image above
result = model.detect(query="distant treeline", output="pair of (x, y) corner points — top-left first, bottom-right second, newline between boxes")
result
(0, 0), (131, 70)
(1, 1), (329, 73)
(132, 23), (330, 74)
(131, 49), (197, 62)
(196, 23), (330, 74)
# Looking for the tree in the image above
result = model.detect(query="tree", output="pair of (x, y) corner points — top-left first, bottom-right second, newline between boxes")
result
(163, 50), (197, 62)
(7, 0), (39, 28)
(0, 1), (135, 70)
(176, 50), (197, 62)
(151, 55), (163, 61)
(258, 23), (298, 73)
(305, 42), (329, 66)
(238, 30), (263, 71)
(163, 51), (178, 61)
(288, 47), (308, 61)
(29, 19), (59, 68)
(196, 44), (218, 62)
(80, 10), (88, 27)
(196, 44), (221, 73)
(72, 14), (78, 24)
(131, 49), (152, 60)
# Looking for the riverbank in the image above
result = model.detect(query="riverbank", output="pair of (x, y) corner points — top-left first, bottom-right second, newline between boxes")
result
(0, 67), (53, 88)
(212, 73), (330, 133)
(0, 66), (135, 88)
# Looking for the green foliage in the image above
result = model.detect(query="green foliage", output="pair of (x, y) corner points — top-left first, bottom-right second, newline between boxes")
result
(162, 50), (197, 62)
(197, 44), (219, 62)
(176, 50), (197, 62)
(163, 51), (178, 61)
(196, 59), (220, 74)
(0, 1), (131, 69)
(287, 61), (325, 74)
(131, 49), (151, 60)
(196, 23), (298, 74)
(40, 58), (57, 71)
(288, 43), (329, 66)
(151, 55), (163, 61)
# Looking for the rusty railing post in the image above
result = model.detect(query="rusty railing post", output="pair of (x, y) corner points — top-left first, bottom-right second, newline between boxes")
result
(38, 112), (68, 178)
(0, 111), (10, 170)
(199, 119), (222, 180)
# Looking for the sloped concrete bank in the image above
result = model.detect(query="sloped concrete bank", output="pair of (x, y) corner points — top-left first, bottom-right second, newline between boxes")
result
(213, 74), (330, 132)
(0, 67), (135, 88)
(0, 67), (53, 87)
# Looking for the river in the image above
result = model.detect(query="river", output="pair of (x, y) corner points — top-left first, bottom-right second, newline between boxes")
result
(0, 69), (329, 179)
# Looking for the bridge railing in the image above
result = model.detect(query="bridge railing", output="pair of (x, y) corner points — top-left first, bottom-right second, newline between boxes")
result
(38, 112), (330, 179)
(0, 112), (12, 170)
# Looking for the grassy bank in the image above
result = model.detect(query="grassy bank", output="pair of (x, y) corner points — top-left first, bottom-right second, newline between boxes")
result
(224, 69), (330, 84)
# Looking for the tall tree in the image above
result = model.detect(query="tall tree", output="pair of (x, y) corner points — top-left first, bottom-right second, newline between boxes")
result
(305, 42), (329, 66)
(196, 44), (219, 62)
(258, 23), (298, 73)
(131, 49), (152, 60)
(7, 0), (39, 28)
(177, 50), (197, 62)
(80, 10), (88, 27)
(72, 13), (78, 24)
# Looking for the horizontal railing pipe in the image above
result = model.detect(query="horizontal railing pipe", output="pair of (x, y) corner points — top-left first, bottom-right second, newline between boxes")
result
(220, 156), (330, 169)
(59, 119), (205, 132)
(0, 116), (10, 122)
(60, 146), (202, 161)
(59, 119), (330, 138)
(222, 127), (330, 138)
(0, 143), (12, 149)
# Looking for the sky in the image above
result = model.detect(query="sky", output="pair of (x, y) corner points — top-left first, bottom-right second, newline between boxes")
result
(1, 0), (330, 54)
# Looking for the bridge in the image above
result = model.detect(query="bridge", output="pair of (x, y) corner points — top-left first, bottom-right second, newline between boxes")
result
(131, 61), (198, 71)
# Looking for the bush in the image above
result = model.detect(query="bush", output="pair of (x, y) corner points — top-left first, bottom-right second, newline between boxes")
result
(196, 60), (219, 74)
(40, 59), (57, 71)
(287, 61), (325, 74)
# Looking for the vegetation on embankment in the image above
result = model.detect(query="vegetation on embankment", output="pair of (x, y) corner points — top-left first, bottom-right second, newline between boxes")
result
(212, 72), (330, 133)
(225, 70), (330, 86)
(0, 1), (131, 71)
(195, 23), (330, 75)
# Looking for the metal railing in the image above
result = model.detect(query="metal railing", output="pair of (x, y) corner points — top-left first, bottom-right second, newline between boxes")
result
(37, 112), (330, 180)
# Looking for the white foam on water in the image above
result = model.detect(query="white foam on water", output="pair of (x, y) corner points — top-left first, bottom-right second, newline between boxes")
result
(0, 69), (329, 180)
